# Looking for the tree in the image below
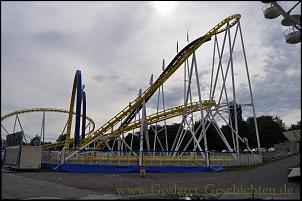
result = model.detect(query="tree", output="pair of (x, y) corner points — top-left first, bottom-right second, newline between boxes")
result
(273, 116), (286, 132)
(247, 115), (287, 149)
(229, 103), (243, 125)
(56, 133), (66, 142)
(288, 120), (301, 131)
(208, 126), (225, 151)
(221, 118), (253, 151)
(30, 135), (41, 146)
(102, 115), (290, 152)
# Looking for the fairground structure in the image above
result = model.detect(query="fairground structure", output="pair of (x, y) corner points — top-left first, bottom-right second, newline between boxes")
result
(2, 14), (266, 173)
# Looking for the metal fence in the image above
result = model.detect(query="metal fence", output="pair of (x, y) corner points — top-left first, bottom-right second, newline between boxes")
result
(42, 150), (263, 167)
(262, 142), (300, 161)
(42, 150), (61, 164)
(208, 152), (262, 166)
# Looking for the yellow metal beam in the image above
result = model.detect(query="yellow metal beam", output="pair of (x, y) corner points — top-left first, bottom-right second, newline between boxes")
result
(45, 100), (215, 150)
(1, 108), (95, 150)
(95, 100), (216, 150)
(70, 155), (234, 163)
(67, 14), (241, 158)
(64, 73), (78, 150)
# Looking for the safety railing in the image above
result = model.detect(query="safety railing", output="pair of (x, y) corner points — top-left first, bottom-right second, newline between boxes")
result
(42, 150), (61, 164)
(262, 142), (300, 161)
(208, 152), (262, 166)
(43, 150), (264, 167)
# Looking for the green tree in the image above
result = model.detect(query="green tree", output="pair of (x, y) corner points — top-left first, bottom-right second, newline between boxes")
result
(56, 133), (66, 142)
(30, 135), (41, 146)
(247, 115), (286, 149)
(221, 118), (254, 151)
(273, 116), (286, 131)
(288, 120), (301, 131)
(103, 114), (289, 152)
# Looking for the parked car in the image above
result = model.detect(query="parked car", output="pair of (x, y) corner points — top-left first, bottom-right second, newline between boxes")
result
(221, 149), (234, 153)
(252, 148), (267, 152)
(268, 147), (276, 152)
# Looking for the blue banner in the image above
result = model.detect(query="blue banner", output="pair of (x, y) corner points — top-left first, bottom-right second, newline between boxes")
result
(41, 163), (225, 173)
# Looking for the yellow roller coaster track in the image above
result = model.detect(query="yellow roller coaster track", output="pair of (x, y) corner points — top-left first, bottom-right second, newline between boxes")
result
(65, 14), (241, 159)
(41, 100), (215, 150)
(1, 107), (95, 149)
(95, 100), (217, 150)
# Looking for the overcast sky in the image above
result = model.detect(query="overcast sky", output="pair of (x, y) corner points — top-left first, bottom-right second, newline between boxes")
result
(1, 1), (301, 142)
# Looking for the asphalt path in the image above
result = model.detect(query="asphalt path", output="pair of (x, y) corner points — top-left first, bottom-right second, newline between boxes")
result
(2, 154), (300, 199)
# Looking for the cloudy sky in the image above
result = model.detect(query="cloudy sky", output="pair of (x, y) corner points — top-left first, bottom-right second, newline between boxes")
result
(1, 1), (301, 142)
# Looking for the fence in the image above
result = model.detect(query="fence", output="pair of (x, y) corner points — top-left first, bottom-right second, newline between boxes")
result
(42, 150), (61, 164)
(262, 142), (300, 161)
(42, 150), (263, 167)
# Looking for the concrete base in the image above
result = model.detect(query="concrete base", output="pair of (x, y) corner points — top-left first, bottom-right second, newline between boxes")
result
(139, 166), (147, 177)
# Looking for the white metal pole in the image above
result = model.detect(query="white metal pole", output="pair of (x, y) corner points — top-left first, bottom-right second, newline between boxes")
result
(13, 115), (17, 133)
(129, 109), (136, 156)
(153, 81), (161, 155)
(215, 34), (236, 151)
(1, 124), (10, 135)
(227, 22), (239, 157)
(170, 118), (186, 156)
(150, 126), (165, 151)
(210, 29), (228, 101)
(121, 132), (124, 154)
(117, 135), (137, 156)
(162, 85), (168, 153)
(209, 35), (217, 100)
(184, 26), (236, 155)
(161, 59), (169, 153)
(17, 115), (24, 132)
(43, 111), (45, 145)
(210, 113), (236, 159)
(238, 21), (261, 154)
(192, 52), (209, 166)
(39, 113), (44, 146)
(184, 118), (204, 154)
(117, 135), (121, 156)
(173, 54), (195, 156)
(139, 100), (147, 176)
(175, 129), (189, 153)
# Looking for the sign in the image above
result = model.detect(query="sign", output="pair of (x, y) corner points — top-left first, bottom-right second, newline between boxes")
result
(5, 131), (24, 146)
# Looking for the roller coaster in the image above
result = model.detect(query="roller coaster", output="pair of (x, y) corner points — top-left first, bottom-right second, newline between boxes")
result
(1, 14), (262, 168)
(1, 108), (95, 148)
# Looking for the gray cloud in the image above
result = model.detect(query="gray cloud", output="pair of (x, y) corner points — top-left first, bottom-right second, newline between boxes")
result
(91, 71), (140, 96)
(1, 1), (300, 142)
(32, 31), (75, 50)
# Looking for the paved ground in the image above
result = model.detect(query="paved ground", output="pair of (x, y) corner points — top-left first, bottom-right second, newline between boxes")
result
(2, 154), (300, 200)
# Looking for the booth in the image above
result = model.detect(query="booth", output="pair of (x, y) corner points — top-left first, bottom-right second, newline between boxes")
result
(4, 131), (42, 170)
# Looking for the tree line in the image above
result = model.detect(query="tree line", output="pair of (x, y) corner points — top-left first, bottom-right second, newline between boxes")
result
(104, 115), (300, 151)
(28, 115), (300, 150)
